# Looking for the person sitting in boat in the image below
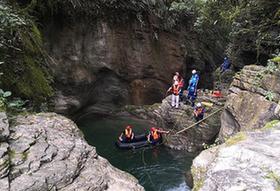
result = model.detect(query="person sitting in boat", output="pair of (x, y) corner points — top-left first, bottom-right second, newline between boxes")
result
(193, 102), (205, 122)
(118, 125), (135, 143)
(147, 127), (169, 144)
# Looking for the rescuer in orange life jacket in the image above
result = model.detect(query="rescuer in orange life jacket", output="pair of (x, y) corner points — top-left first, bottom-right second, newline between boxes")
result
(118, 125), (135, 143)
(168, 81), (180, 109)
(147, 127), (170, 144)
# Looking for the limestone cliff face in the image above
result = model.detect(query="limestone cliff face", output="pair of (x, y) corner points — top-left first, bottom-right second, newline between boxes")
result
(0, 112), (143, 191)
(192, 123), (280, 191)
(219, 65), (280, 140)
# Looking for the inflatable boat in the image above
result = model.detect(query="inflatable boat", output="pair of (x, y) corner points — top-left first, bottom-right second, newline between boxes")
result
(116, 134), (163, 149)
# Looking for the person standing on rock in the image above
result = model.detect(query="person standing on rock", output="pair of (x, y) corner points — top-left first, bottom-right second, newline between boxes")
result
(220, 56), (231, 73)
(186, 69), (199, 107)
(168, 81), (180, 109)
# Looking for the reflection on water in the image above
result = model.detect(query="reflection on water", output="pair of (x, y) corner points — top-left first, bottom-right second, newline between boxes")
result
(77, 115), (195, 191)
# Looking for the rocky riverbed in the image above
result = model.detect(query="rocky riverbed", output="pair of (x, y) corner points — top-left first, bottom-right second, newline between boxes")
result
(0, 112), (144, 191)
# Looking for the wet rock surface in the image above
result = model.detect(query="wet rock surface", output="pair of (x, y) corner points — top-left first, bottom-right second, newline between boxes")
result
(192, 123), (280, 191)
(0, 112), (144, 191)
(219, 65), (280, 140)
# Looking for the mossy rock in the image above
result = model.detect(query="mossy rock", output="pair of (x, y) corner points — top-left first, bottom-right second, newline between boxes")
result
(263, 120), (280, 130)
(191, 166), (207, 191)
(225, 132), (247, 146)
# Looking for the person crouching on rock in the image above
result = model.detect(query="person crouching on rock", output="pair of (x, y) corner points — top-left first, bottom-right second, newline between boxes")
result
(147, 127), (169, 144)
(193, 103), (205, 122)
(119, 125), (135, 143)
(168, 81), (180, 109)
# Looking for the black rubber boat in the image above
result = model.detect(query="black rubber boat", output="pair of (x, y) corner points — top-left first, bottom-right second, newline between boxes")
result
(116, 134), (163, 149)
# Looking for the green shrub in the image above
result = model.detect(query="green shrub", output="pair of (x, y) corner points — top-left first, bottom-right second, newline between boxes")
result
(0, 2), (53, 106)
(265, 91), (276, 102)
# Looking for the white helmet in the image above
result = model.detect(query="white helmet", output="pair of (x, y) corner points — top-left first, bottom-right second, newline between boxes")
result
(192, 69), (197, 74)
(196, 102), (202, 107)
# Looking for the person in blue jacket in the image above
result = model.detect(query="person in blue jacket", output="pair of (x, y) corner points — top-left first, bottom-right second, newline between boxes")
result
(186, 69), (199, 107)
(220, 56), (231, 73)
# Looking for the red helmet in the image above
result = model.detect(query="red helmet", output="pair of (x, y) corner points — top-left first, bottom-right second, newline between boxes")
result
(151, 127), (156, 131)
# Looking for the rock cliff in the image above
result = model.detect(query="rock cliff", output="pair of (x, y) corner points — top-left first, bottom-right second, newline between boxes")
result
(0, 112), (143, 191)
(40, 1), (225, 116)
(192, 122), (280, 191)
(219, 65), (280, 140)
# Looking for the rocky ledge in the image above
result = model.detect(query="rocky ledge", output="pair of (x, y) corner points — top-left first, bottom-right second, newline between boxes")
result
(0, 112), (144, 191)
(126, 95), (223, 152)
(192, 122), (280, 191)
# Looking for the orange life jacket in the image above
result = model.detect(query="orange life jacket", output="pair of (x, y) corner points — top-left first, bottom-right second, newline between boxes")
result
(194, 107), (204, 116)
(125, 128), (132, 139)
(152, 129), (160, 140)
(172, 85), (180, 95)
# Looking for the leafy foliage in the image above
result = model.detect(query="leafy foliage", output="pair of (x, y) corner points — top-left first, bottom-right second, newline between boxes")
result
(0, 89), (12, 110)
(169, 0), (195, 12)
(202, 137), (221, 149)
(265, 91), (276, 102)
(0, 2), (53, 106)
(228, 0), (280, 67)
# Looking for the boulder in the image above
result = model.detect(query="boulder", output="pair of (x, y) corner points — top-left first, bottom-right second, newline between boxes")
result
(0, 112), (144, 191)
(192, 122), (280, 191)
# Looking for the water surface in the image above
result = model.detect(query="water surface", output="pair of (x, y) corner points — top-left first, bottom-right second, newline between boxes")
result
(77, 114), (195, 191)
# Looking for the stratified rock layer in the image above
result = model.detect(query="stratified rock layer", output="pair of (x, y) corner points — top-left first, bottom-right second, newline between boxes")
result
(0, 112), (144, 191)
(219, 65), (280, 140)
(192, 123), (280, 191)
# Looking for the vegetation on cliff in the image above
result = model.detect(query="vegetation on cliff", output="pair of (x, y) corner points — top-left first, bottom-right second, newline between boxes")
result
(0, 2), (53, 109)
(228, 0), (280, 69)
